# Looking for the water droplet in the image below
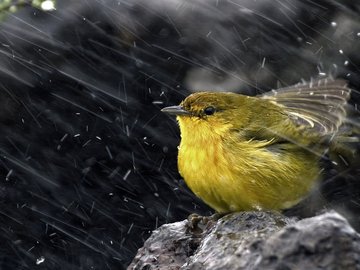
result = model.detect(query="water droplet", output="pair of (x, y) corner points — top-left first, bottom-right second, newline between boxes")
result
(6, 169), (13, 181)
(41, 1), (55, 11)
(36, 256), (45, 265)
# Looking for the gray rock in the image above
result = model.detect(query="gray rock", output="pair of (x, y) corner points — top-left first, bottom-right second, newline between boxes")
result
(258, 212), (360, 270)
(128, 211), (360, 270)
(128, 219), (203, 270)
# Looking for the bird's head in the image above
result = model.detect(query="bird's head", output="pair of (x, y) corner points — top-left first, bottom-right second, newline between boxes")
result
(161, 92), (252, 138)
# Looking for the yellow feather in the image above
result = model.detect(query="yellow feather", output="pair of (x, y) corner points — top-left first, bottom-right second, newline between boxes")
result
(177, 114), (319, 212)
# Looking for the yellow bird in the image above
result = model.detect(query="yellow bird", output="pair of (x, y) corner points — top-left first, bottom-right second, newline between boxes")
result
(162, 79), (353, 213)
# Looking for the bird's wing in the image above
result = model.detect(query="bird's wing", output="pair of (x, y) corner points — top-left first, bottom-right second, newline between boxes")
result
(260, 79), (351, 135)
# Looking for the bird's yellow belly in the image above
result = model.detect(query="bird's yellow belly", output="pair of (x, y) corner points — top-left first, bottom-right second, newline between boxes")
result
(178, 141), (254, 212)
(178, 140), (320, 213)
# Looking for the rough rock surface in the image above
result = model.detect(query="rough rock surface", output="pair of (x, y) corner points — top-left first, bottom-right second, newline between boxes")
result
(128, 211), (360, 270)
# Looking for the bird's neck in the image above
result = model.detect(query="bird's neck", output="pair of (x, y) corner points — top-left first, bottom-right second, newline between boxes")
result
(177, 116), (231, 178)
(177, 116), (232, 144)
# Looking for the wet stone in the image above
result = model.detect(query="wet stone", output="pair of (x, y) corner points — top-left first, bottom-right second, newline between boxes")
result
(128, 211), (360, 270)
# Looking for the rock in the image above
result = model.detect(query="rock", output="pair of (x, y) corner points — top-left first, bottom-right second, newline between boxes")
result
(258, 212), (360, 270)
(128, 219), (202, 270)
(128, 211), (360, 270)
(128, 211), (291, 269)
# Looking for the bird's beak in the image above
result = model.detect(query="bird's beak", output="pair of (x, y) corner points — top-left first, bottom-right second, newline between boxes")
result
(161, 105), (190, 116)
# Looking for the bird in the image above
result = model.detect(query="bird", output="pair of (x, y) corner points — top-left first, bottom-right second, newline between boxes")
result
(161, 79), (354, 213)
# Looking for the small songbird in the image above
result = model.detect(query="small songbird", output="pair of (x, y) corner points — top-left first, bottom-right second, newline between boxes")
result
(162, 79), (354, 213)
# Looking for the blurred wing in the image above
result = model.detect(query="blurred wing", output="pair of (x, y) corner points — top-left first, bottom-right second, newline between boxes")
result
(260, 79), (351, 135)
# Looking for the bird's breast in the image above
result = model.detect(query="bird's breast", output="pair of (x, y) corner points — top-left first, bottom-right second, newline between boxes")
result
(177, 126), (251, 212)
(178, 140), (231, 210)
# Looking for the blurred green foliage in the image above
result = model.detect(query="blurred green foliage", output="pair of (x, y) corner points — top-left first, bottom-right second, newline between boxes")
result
(0, 0), (55, 21)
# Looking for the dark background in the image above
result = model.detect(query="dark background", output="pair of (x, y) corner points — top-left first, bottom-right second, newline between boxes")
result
(0, 0), (359, 269)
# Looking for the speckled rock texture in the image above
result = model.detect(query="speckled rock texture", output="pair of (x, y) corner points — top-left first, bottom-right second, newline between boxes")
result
(128, 211), (360, 270)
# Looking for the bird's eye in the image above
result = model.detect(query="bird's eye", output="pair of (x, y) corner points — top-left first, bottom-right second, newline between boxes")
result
(204, 106), (216, 115)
